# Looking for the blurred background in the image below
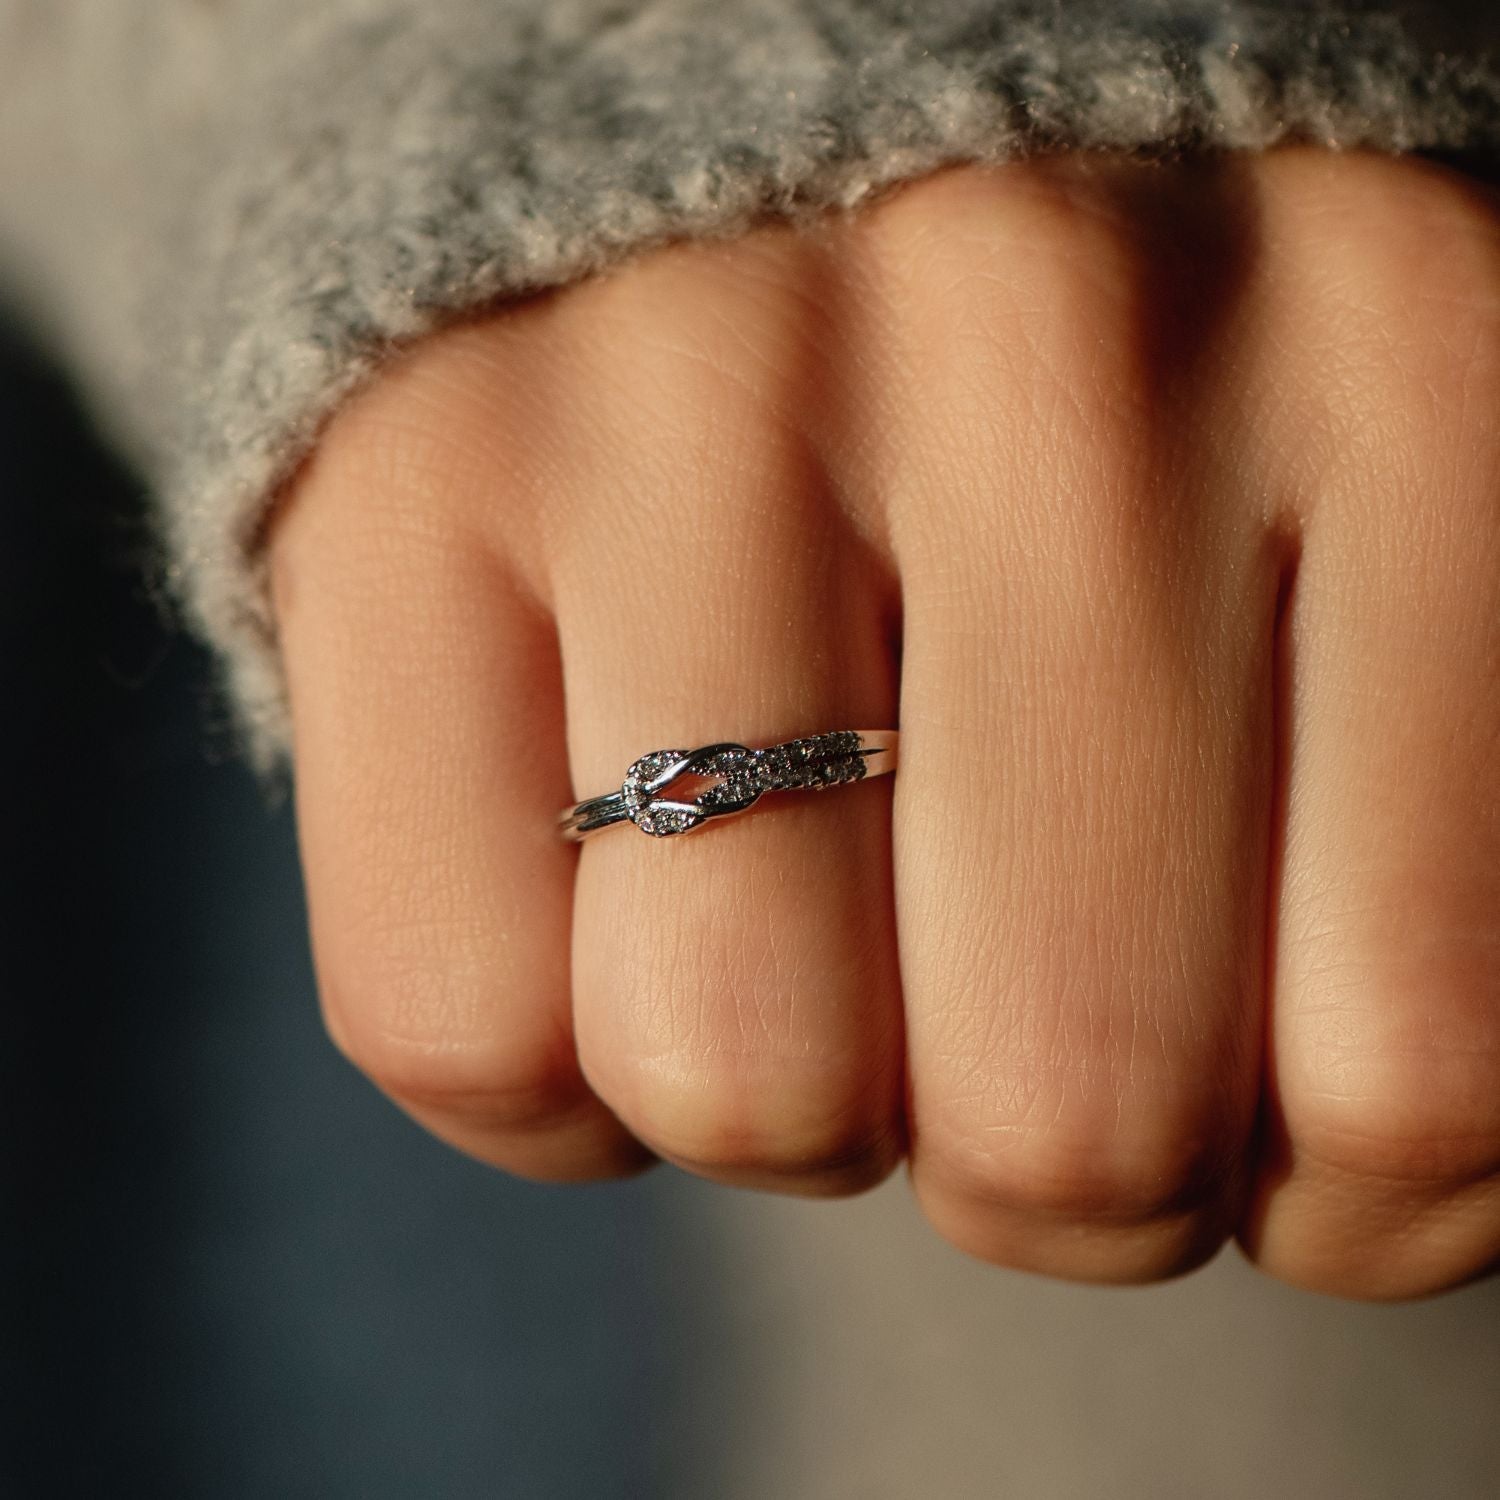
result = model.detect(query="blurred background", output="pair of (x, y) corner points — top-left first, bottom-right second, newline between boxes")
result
(3, 305), (1499, 1499)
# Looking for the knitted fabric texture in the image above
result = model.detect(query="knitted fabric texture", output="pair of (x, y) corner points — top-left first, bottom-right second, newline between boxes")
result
(1, 0), (1498, 784)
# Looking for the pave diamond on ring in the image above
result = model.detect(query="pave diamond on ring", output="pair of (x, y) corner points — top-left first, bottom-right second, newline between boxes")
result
(559, 730), (898, 841)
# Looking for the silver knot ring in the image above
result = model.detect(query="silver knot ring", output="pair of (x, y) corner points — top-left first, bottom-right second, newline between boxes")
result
(558, 730), (899, 841)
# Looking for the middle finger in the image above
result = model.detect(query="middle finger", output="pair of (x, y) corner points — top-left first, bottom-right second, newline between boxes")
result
(874, 161), (1279, 1283)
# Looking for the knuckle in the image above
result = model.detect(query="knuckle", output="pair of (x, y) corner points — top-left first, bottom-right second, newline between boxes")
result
(267, 322), (550, 571)
(921, 1082), (1237, 1228)
(1264, 153), (1500, 446)
(323, 963), (579, 1133)
(558, 229), (832, 448)
(611, 1052), (895, 1187)
(580, 900), (902, 1188)
(318, 411), (492, 517)
(1288, 1032), (1500, 1189)
(920, 1186), (1226, 1286)
(1251, 1229), (1500, 1304)
(867, 158), (1153, 397)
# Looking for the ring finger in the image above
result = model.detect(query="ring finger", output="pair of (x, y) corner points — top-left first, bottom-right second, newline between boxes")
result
(549, 238), (906, 1195)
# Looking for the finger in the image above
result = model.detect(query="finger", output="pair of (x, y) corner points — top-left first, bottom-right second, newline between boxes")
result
(865, 160), (1274, 1282)
(1240, 156), (1500, 1297)
(268, 374), (650, 1182)
(1248, 497), (1500, 1298)
(548, 234), (906, 1196)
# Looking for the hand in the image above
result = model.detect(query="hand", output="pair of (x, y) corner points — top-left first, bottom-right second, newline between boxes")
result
(264, 148), (1500, 1300)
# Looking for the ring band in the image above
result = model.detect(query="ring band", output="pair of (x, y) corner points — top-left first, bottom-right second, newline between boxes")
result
(558, 729), (899, 841)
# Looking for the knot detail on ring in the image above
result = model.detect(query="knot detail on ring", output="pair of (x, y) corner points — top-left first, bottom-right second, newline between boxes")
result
(620, 731), (871, 837)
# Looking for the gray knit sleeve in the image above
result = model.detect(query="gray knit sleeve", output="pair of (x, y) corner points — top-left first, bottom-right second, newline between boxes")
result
(1, 1), (1497, 783)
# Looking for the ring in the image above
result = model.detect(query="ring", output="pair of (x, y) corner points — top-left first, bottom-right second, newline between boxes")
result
(558, 729), (899, 841)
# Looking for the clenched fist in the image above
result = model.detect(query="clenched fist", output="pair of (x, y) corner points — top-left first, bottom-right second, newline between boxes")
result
(265, 147), (1500, 1300)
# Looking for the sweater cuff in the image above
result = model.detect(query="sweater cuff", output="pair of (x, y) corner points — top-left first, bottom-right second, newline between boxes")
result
(8, 2), (1500, 785)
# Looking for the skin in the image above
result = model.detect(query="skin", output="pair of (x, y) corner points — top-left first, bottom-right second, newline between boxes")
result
(263, 147), (1500, 1300)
